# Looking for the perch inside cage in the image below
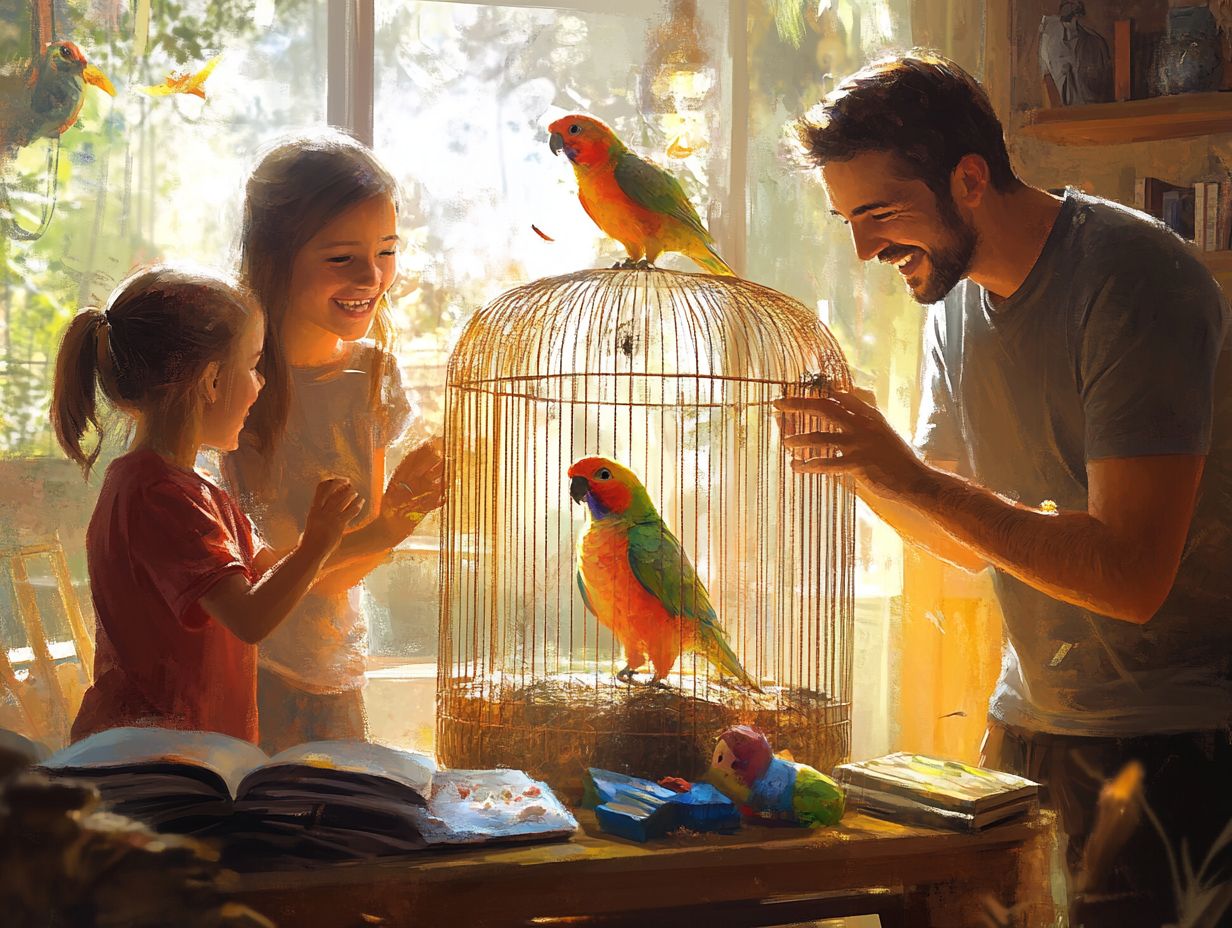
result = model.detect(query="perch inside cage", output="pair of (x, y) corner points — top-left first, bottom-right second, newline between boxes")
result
(437, 267), (854, 797)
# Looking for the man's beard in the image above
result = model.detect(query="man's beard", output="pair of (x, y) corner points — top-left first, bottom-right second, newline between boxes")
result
(908, 193), (978, 305)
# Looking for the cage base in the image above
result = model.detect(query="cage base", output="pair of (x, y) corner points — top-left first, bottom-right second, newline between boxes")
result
(437, 675), (850, 803)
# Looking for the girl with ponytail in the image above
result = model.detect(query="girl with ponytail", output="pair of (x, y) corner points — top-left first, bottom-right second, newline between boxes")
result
(52, 265), (363, 742)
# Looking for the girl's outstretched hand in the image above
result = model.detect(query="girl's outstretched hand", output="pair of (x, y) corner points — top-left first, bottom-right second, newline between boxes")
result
(301, 477), (364, 560)
(384, 436), (447, 521)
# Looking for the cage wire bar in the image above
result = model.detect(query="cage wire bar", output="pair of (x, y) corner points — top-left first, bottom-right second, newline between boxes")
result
(437, 268), (854, 796)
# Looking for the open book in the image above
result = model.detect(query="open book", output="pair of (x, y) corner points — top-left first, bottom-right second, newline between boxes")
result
(832, 753), (1039, 832)
(40, 728), (576, 862)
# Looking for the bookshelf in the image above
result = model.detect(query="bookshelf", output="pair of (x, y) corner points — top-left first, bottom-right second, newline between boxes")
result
(1019, 92), (1232, 146)
(999, 0), (1232, 282)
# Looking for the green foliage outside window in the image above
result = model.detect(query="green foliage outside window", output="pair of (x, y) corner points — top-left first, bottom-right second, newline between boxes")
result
(1, 0), (318, 455)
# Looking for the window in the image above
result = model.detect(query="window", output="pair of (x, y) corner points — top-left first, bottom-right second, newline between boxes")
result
(371, 0), (735, 431)
(4, 0), (926, 760)
(365, 0), (737, 661)
(0, 0), (326, 454)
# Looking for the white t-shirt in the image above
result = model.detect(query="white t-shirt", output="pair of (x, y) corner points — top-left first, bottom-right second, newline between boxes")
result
(224, 340), (414, 693)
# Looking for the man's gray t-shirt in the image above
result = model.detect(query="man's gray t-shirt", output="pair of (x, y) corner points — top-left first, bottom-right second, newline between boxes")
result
(915, 189), (1232, 736)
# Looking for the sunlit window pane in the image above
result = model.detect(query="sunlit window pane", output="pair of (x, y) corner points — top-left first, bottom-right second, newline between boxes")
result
(369, 1), (733, 660)
(0, 0), (325, 454)
(373, 1), (732, 418)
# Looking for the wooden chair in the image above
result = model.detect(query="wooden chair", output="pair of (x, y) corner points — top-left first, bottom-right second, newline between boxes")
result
(0, 535), (94, 749)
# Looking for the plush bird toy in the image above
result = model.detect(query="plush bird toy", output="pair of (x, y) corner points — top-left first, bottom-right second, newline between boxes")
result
(547, 114), (734, 276)
(0, 41), (115, 154)
(704, 725), (846, 827)
(568, 456), (759, 690)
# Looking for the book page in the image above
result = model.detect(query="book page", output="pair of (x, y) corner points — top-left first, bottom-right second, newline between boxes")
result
(42, 727), (269, 798)
(258, 740), (436, 797)
(413, 769), (578, 845)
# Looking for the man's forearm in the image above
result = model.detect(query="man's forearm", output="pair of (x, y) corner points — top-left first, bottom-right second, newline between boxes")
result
(896, 466), (1152, 622)
(856, 478), (989, 573)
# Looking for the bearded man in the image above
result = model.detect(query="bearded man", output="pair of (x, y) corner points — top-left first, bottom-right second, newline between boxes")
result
(779, 54), (1232, 928)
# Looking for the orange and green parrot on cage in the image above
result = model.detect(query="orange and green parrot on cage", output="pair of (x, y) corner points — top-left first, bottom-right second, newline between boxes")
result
(547, 114), (734, 276)
(568, 456), (760, 691)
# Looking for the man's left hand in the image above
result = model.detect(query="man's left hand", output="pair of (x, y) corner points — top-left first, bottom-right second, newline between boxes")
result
(773, 390), (926, 499)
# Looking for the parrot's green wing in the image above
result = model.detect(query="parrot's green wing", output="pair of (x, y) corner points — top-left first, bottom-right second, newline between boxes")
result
(626, 519), (718, 623)
(613, 151), (713, 243)
(627, 519), (761, 691)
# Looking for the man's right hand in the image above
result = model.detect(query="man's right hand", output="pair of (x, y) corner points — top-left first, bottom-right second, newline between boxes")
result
(301, 477), (363, 561)
(776, 384), (878, 463)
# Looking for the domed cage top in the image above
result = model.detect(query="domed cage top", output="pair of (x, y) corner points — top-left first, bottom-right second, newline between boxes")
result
(437, 267), (855, 796)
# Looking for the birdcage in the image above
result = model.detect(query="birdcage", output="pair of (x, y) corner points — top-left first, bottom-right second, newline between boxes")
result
(437, 268), (854, 798)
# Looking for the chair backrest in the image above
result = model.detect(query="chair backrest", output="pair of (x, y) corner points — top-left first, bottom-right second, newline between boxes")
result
(0, 534), (93, 749)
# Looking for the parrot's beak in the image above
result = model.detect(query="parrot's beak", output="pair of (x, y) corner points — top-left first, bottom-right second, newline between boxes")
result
(569, 475), (590, 503)
(83, 65), (116, 96)
(549, 132), (565, 157)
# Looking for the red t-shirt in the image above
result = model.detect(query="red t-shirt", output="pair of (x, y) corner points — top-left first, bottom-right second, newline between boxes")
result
(72, 449), (261, 743)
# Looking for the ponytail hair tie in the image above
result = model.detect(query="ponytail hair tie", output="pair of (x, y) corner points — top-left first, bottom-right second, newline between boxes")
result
(94, 307), (113, 374)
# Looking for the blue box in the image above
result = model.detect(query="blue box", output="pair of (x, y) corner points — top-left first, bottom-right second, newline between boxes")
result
(583, 768), (741, 842)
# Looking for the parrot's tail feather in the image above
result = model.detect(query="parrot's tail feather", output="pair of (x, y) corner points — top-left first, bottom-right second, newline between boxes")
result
(684, 240), (736, 277)
(698, 626), (762, 693)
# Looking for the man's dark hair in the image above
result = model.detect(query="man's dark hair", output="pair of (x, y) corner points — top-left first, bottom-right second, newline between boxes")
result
(793, 53), (1018, 200)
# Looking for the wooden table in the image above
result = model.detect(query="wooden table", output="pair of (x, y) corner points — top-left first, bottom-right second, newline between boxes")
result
(228, 810), (1057, 928)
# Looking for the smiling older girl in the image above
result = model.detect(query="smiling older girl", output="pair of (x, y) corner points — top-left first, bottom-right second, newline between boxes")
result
(224, 131), (445, 752)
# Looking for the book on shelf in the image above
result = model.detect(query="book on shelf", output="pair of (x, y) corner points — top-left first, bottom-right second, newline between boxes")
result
(842, 784), (1037, 832)
(1134, 175), (1229, 252)
(1219, 179), (1232, 253)
(1194, 180), (1223, 252)
(1134, 176), (1189, 218)
(39, 727), (577, 862)
(1205, 181), (1220, 252)
(832, 753), (1039, 833)
(1165, 190), (1196, 240)
(1196, 182), (1208, 251)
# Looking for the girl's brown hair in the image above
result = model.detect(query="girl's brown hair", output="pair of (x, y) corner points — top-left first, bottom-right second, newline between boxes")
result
(239, 129), (399, 455)
(51, 265), (255, 477)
